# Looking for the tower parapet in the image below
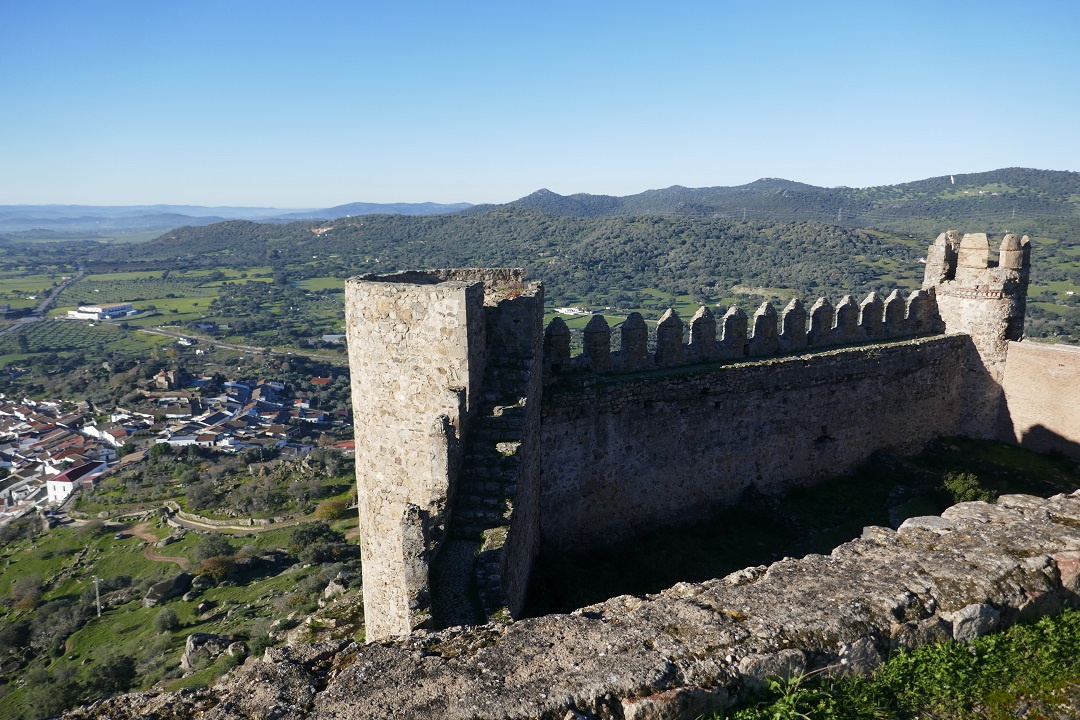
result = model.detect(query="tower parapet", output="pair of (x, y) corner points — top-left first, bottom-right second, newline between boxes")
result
(922, 231), (1031, 435)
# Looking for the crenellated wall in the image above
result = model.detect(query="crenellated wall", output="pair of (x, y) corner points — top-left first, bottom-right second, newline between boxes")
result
(346, 231), (1050, 640)
(545, 288), (942, 377)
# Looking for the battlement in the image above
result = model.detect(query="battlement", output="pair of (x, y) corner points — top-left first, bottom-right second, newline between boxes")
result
(544, 289), (942, 376)
(924, 230), (1031, 287)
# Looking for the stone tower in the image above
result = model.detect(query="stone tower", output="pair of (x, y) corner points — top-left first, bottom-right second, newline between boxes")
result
(344, 271), (485, 639)
(345, 269), (544, 641)
(923, 231), (1031, 435)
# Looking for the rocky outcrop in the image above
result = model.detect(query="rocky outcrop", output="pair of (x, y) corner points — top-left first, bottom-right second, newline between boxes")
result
(66, 492), (1080, 720)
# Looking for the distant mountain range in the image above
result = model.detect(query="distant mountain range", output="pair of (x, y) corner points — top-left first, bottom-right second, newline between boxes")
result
(4, 167), (1078, 238)
(504, 168), (1080, 228)
(0, 201), (474, 234)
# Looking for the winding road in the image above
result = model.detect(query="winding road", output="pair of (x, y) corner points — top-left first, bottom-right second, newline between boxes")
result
(127, 522), (190, 570)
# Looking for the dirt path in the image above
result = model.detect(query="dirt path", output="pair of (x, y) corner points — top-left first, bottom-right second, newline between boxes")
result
(128, 522), (190, 570)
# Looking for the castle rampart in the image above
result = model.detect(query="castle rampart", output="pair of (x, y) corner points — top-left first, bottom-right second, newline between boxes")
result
(347, 231), (1043, 641)
(1001, 341), (1080, 457)
(539, 334), (969, 553)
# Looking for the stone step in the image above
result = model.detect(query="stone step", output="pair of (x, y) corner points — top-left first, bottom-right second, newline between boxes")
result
(430, 539), (484, 629)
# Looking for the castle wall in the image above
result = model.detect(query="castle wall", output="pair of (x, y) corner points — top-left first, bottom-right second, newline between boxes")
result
(345, 273), (485, 640)
(1000, 340), (1080, 459)
(538, 335), (970, 554)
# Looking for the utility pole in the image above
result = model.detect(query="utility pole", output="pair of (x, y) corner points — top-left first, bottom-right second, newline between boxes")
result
(742, 208), (747, 222)
(93, 575), (101, 617)
(837, 207), (843, 223)
(1012, 208), (1016, 220)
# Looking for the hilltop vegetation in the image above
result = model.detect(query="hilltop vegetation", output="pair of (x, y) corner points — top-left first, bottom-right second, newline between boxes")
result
(116, 213), (922, 304)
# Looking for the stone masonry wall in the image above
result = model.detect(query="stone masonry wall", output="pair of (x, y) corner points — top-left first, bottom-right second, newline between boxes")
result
(539, 335), (970, 555)
(345, 273), (485, 640)
(1001, 340), (1080, 459)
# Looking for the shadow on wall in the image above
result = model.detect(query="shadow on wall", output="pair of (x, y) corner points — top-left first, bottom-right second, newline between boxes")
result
(1016, 424), (1080, 461)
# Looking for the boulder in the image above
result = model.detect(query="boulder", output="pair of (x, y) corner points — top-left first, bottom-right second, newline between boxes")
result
(191, 574), (216, 591)
(54, 492), (1080, 720)
(949, 603), (1000, 643)
(324, 579), (348, 600)
(141, 573), (191, 608)
(181, 633), (232, 673)
(622, 686), (728, 720)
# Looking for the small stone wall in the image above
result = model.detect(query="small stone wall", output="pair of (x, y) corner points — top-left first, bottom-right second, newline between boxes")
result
(539, 334), (970, 555)
(1001, 340), (1080, 459)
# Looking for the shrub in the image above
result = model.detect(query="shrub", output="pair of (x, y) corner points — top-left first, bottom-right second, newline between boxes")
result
(153, 607), (180, 634)
(148, 443), (171, 459)
(941, 471), (997, 504)
(11, 574), (43, 611)
(192, 534), (234, 563)
(85, 653), (137, 697)
(76, 519), (106, 540)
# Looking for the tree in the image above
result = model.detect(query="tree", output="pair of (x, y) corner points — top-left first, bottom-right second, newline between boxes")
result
(11, 574), (43, 611)
(314, 497), (350, 522)
(198, 555), (237, 582)
(186, 481), (215, 511)
(76, 519), (105, 540)
(0, 618), (31, 655)
(192, 534), (234, 563)
(85, 653), (136, 696)
(153, 607), (180, 634)
(149, 442), (172, 459)
(289, 521), (347, 564)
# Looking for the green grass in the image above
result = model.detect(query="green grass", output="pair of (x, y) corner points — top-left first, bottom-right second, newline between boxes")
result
(0, 514), (361, 719)
(722, 609), (1080, 720)
(294, 277), (346, 291)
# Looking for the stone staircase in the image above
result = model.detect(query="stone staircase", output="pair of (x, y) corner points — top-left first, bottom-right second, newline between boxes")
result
(431, 357), (534, 628)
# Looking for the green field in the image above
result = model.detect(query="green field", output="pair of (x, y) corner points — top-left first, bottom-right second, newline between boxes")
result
(0, 272), (63, 309)
(0, 320), (164, 357)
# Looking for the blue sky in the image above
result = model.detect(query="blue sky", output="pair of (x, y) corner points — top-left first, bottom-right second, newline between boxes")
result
(1, 1), (1077, 207)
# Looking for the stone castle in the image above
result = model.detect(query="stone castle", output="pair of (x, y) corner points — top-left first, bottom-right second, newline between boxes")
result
(344, 232), (1080, 641)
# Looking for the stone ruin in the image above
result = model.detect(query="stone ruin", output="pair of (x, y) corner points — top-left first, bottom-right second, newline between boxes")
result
(341, 231), (1080, 644)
